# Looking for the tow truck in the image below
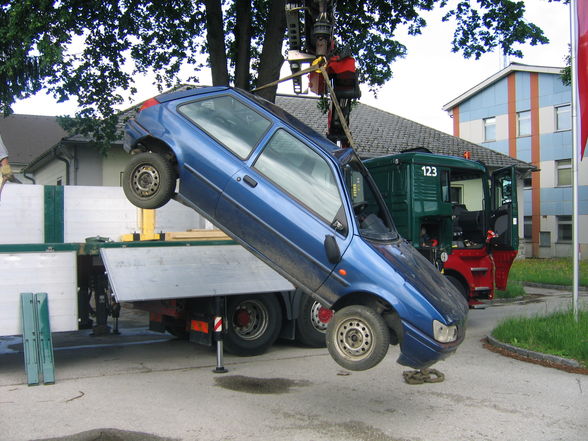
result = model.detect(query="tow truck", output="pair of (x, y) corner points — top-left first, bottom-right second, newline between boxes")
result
(0, 184), (328, 356)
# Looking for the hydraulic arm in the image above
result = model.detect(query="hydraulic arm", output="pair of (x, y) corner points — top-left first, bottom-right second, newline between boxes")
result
(285, 1), (361, 148)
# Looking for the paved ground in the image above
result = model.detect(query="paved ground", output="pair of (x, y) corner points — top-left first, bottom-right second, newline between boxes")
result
(0, 288), (586, 441)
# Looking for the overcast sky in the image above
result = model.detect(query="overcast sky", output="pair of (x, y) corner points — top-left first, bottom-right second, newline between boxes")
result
(12, 0), (571, 135)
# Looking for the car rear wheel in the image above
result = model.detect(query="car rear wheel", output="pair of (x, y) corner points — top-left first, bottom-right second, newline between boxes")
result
(224, 294), (282, 356)
(123, 152), (177, 209)
(295, 293), (333, 348)
(326, 305), (390, 371)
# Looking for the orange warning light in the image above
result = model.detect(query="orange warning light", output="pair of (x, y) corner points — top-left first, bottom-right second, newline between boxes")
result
(338, 269), (347, 276)
(463, 151), (471, 159)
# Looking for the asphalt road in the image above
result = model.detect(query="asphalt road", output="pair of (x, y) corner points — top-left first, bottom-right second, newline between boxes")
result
(0, 287), (586, 441)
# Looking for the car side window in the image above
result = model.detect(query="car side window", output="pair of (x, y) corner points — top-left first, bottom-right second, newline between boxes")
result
(178, 95), (271, 159)
(254, 129), (345, 231)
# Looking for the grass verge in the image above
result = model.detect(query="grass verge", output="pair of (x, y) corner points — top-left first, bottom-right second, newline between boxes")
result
(508, 258), (588, 287)
(491, 309), (588, 367)
(494, 280), (525, 299)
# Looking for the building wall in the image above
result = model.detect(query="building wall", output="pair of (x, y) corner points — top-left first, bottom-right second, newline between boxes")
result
(452, 68), (588, 259)
(30, 144), (130, 187)
(102, 147), (128, 186)
(33, 160), (67, 185)
(74, 145), (103, 186)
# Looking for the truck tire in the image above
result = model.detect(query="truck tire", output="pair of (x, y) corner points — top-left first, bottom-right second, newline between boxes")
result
(326, 305), (390, 371)
(122, 152), (176, 209)
(224, 294), (282, 356)
(445, 274), (468, 300)
(295, 293), (332, 348)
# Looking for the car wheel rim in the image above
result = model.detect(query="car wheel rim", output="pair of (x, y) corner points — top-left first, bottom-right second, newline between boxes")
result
(132, 164), (160, 196)
(334, 317), (373, 359)
(310, 301), (332, 332)
(232, 300), (269, 341)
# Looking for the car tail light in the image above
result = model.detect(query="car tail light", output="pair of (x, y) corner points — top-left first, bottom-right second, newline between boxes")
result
(139, 97), (160, 112)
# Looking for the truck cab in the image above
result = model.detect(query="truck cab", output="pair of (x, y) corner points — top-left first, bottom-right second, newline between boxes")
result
(365, 150), (519, 307)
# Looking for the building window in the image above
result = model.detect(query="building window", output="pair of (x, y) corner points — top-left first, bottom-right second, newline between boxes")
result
(56, 177), (63, 186)
(523, 176), (532, 189)
(524, 216), (532, 240)
(555, 104), (571, 131)
(517, 110), (531, 137)
(556, 159), (572, 186)
(557, 215), (572, 242)
(540, 231), (551, 247)
(483, 117), (496, 141)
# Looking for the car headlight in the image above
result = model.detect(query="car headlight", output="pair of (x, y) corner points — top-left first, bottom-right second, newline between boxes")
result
(433, 320), (458, 343)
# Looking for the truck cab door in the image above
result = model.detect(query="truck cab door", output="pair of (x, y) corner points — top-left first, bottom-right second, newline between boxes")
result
(490, 165), (518, 290)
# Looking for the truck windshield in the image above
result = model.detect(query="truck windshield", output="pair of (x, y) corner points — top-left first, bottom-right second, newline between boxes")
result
(342, 155), (398, 241)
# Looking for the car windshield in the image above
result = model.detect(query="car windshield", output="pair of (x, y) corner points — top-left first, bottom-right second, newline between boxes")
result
(342, 155), (398, 241)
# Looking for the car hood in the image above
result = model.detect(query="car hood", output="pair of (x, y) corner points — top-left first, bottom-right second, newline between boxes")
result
(369, 238), (469, 322)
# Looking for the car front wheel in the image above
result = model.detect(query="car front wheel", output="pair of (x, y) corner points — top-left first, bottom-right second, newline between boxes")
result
(326, 305), (390, 371)
(123, 152), (177, 209)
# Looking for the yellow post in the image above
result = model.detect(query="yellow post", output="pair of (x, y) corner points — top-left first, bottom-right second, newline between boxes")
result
(140, 209), (156, 237)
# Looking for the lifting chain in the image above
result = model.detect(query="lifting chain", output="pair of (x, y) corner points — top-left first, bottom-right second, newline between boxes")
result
(402, 368), (445, 385)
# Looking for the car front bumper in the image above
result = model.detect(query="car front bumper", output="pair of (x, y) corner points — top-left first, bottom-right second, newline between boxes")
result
(396, 318), (465, 369)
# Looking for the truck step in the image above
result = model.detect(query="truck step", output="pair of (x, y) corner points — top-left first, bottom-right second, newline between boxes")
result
(470, 267), (489, 273)
(474, 286), (491, 292)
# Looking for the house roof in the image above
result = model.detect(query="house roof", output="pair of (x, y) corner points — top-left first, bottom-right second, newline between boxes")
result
(276, 94), (532, 170)
(0, 114), (68, 166)
(442, 62), (565, 112)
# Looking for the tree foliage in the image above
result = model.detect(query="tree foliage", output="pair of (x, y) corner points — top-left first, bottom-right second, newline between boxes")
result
(0, 0), (561, 152)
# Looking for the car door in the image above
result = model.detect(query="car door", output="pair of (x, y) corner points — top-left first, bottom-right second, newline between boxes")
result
(215, 128), (352, 292)
(174, 93), (272, 216)
(490, 165), (519, 290)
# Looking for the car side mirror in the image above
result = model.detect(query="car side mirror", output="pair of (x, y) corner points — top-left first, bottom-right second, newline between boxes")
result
(324, 234), (341, 264)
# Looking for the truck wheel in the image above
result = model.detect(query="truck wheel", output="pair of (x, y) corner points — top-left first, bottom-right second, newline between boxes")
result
(445, 274), (468, 300)
(165, 326), (189, 339)
(123, 152), (176, 209)
(224, 294), (282, 356)
(295, 293), (332, 348)
(326, 305), (390, 371)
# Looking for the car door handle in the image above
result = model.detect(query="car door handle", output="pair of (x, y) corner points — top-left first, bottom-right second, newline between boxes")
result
(243, 175), (258, 188)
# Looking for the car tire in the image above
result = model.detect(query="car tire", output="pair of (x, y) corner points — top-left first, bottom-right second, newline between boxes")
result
(224, 294), (282, 356)
(295, 293), (332, 348)
(445, 274), (468, 300)
(326, 305), (390, 371)
(122, 152), (177, 209)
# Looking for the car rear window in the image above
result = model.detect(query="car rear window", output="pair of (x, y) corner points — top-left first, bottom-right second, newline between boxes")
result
(254, 129), (344, 227)
(179, 95), (271, 159)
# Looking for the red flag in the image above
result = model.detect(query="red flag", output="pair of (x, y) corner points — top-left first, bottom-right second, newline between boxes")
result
(577, 0), (588, 159)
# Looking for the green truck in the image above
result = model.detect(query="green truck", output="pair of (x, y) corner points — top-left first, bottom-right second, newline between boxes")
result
(365, 149), (519, 307)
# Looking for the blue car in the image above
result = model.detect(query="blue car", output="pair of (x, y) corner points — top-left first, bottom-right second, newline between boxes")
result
(123, 86), (468, 371)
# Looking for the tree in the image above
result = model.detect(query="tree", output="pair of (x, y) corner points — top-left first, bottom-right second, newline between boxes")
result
(0, 0), (561, 152)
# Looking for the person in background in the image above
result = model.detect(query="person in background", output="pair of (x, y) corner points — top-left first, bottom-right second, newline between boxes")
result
(0, 133), (16, 182)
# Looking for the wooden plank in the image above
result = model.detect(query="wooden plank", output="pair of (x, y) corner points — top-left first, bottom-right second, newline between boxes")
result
(164, 229), (230, 241)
